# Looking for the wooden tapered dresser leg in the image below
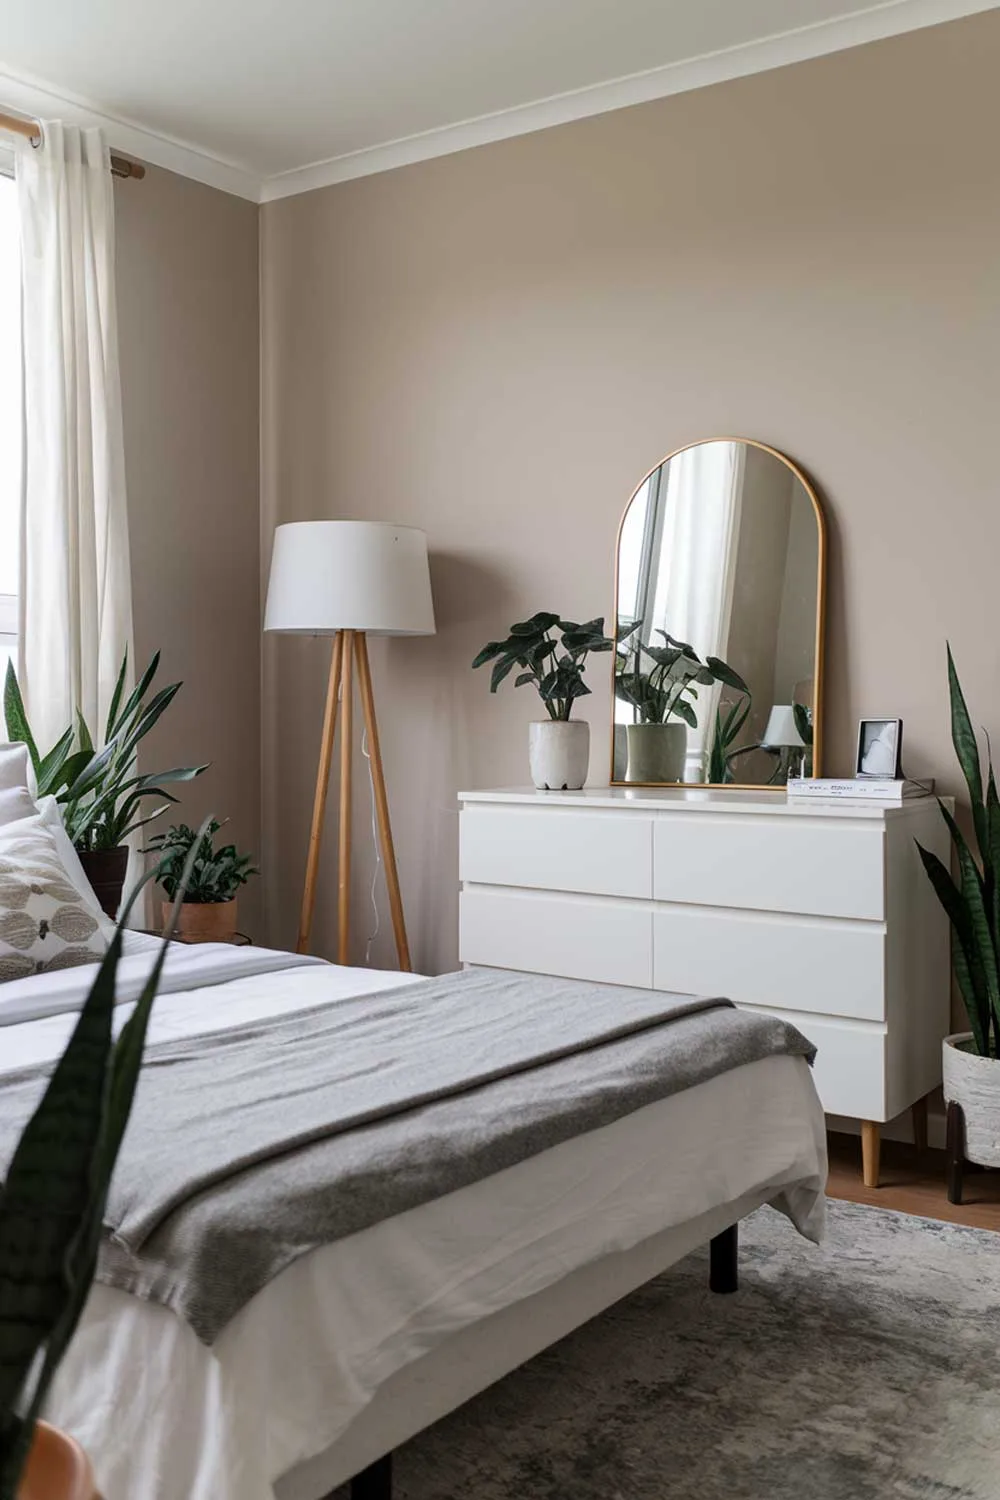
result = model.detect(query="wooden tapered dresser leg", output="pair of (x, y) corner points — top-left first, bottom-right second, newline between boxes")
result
(861, 1121), (881, 1188)
(911, 1095), (929, 1153)
(946, 1100), (965, 1205)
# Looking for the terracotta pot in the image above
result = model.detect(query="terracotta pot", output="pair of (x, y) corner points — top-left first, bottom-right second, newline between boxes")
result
(943, 1032), (1000, 1168)
(77, 845), (129, 919)
(162, 897), (238, 944)
(17, 1420), (99, 1500)
(528, 720), (590, 791)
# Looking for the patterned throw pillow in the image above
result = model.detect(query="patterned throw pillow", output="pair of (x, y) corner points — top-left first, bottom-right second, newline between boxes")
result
(0, 813), (114, 984)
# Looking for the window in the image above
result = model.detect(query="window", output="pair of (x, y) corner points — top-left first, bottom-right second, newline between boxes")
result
(0, 170), (20, 689)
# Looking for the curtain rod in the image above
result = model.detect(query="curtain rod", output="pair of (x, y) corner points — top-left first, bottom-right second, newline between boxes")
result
(0, 108), (146, 180)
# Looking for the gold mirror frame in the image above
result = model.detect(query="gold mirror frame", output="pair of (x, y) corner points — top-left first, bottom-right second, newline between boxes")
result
(609, 437), (827, 790)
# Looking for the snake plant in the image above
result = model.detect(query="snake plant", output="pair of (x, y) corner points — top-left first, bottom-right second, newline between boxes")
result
(916, 647), (999, 1058)
(4, 651), (208, 852)
(0, 836), (204, 1498)
(472, 614), (614, 721)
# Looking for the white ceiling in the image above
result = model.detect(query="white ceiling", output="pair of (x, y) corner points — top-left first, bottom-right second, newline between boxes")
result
(0, 0), (994, 200)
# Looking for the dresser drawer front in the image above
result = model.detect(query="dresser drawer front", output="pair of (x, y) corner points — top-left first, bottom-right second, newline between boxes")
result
(652, 906), (886, 1022)
(653, 815), (885, 921)
(459, 889), (652, 988)
(744, 1010), (887, 1120)
(460, 808), (652, 899)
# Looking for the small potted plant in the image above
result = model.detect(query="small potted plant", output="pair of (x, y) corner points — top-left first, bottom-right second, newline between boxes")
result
(472, 614), (613, 790)
(147, 818), (257, 943)
(4, 651), (207, 917)
(917, 647), (1000, 1171)
(615, 626), (747, 783)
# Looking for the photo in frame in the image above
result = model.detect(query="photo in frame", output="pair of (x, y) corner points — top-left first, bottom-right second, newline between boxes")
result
(855, 718), (903, 779)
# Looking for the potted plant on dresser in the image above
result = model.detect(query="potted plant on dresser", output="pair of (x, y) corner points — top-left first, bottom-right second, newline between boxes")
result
(917, 647), (1000, 1191)
(147, 819), (257, 943)
(472, 613), (613, 790)
(614, 627), (748, 784)
(4, 652), (207, 917)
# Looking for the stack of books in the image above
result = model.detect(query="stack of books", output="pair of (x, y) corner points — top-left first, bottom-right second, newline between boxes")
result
(787, 777), (935, 803)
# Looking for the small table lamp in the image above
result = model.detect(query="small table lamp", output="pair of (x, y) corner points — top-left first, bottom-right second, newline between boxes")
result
(761, 704), (807, 780)
(264, 521), (435, 965)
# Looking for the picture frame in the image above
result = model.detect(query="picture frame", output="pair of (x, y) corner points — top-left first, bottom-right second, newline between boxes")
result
(855, 718), (903, 780)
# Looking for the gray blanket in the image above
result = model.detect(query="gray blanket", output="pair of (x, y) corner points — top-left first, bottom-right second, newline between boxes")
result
(0, 967), (816, 1343)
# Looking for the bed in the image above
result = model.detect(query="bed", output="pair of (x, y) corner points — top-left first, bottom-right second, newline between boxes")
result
(0, 934), (827, 1500)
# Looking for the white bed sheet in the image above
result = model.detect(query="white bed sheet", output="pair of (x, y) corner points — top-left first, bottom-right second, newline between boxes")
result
(3, 957), (826, 1500)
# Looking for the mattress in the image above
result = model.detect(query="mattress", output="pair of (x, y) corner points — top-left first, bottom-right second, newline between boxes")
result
(0, 947), (826, 1500)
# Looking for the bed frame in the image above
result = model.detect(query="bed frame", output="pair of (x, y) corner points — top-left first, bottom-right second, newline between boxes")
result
(341, 1223), (739, 1500)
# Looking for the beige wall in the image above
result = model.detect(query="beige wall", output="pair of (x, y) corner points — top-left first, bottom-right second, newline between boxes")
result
(261, 11), (1000, 972)
(115, 165), (261, 928)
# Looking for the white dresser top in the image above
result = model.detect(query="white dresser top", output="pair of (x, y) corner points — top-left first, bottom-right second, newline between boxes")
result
(457, 785), (940, 820)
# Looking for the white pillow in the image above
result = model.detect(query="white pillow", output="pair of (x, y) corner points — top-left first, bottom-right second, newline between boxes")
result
(0, 811), (115, 984)
(0, 786), (37, 827)
(0, 743), (33, 795)
(36, 796), (108, 924)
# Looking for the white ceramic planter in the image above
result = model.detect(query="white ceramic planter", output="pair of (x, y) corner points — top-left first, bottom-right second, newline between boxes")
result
(625, 722), (687, 784)
(528, 720), (590, 791)
(943, 1032), (1000, 1167)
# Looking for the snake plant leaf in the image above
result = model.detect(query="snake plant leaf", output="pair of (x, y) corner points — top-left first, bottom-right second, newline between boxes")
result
(916, 839), (991, 1056)
(34, 727), (76, 798)
(2, 664), (38, 777)
(103, 650), (130, 745)
(939, 799), (1000, 1029)
(75, 712), (94, 759)
(947, 643), (988, 857)
(107, 651), (160, 741)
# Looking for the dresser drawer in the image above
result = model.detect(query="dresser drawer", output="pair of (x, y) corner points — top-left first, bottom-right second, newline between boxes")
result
(653, 814), (885, 921)
(459, 888), (652, 988)
(652, 906), (886, 1022)
(460, 807), (652, 899)
(743, 1009), (887, 1120)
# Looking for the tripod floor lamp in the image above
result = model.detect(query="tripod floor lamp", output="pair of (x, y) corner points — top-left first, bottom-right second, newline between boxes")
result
(264, 521), (436, 966)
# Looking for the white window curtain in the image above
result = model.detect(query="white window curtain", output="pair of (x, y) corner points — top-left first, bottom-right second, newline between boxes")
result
(14, 122), (133, 751)
(650, 442), (744, 778)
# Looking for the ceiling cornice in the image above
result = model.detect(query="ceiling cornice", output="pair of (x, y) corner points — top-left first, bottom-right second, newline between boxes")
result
(2, 0), (995, 206)
(0, 64), (261, 201)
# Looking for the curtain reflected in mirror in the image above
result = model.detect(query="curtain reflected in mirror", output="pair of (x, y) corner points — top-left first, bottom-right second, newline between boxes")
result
(612, 439), (824, 787)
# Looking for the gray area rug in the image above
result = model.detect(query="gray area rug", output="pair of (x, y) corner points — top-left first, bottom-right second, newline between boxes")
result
(380, 1200), (1000, 1499)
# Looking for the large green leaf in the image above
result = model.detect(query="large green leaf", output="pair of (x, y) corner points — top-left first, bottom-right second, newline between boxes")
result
(917, 838), (991, 1056)
(706, 656), (749, 694)
(103, 650), (130, 744)
(2, 664), (39, 776)
(947, 645), (988, 859)
(471, 641), (505, 669)
(106, 651), (160, 742)
(34, 727), (76, 798)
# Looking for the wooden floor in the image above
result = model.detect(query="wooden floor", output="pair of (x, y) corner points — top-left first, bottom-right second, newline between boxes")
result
(828, 1131), (1000, 1231)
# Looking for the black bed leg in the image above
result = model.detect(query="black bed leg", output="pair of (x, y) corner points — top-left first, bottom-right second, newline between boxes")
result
(350, 1454), (392, 1500)
(946, 1100), (965, 1206)
(709, 1223), (739, 1294)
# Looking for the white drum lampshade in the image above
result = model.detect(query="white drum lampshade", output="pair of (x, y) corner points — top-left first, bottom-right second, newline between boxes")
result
(760, 704), (805, 749)
(264, 521), (435, 637)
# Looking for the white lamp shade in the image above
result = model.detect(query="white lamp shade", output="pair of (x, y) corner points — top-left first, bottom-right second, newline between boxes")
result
(760, 704), (805, 749)
(264, 521), (436, 637)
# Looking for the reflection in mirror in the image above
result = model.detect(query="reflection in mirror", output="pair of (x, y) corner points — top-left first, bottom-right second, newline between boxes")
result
(612, 439), (823, 787)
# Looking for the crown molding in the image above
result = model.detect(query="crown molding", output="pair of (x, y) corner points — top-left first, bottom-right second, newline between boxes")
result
(259, 0), (998, 203)
(2, 0), (996, 205)
(0, 65), (262, 201)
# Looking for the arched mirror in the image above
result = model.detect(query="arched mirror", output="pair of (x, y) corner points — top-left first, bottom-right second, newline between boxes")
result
(611, 438), (825, 787)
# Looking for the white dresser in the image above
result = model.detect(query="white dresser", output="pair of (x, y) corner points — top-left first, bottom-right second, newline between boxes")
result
(458, 786), (951, 1187)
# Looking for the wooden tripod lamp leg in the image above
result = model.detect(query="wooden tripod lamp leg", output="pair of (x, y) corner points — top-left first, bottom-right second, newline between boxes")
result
(355, 634), (412, 972)
(297, 633), (344, 955)
(338, 631), (355, 966)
